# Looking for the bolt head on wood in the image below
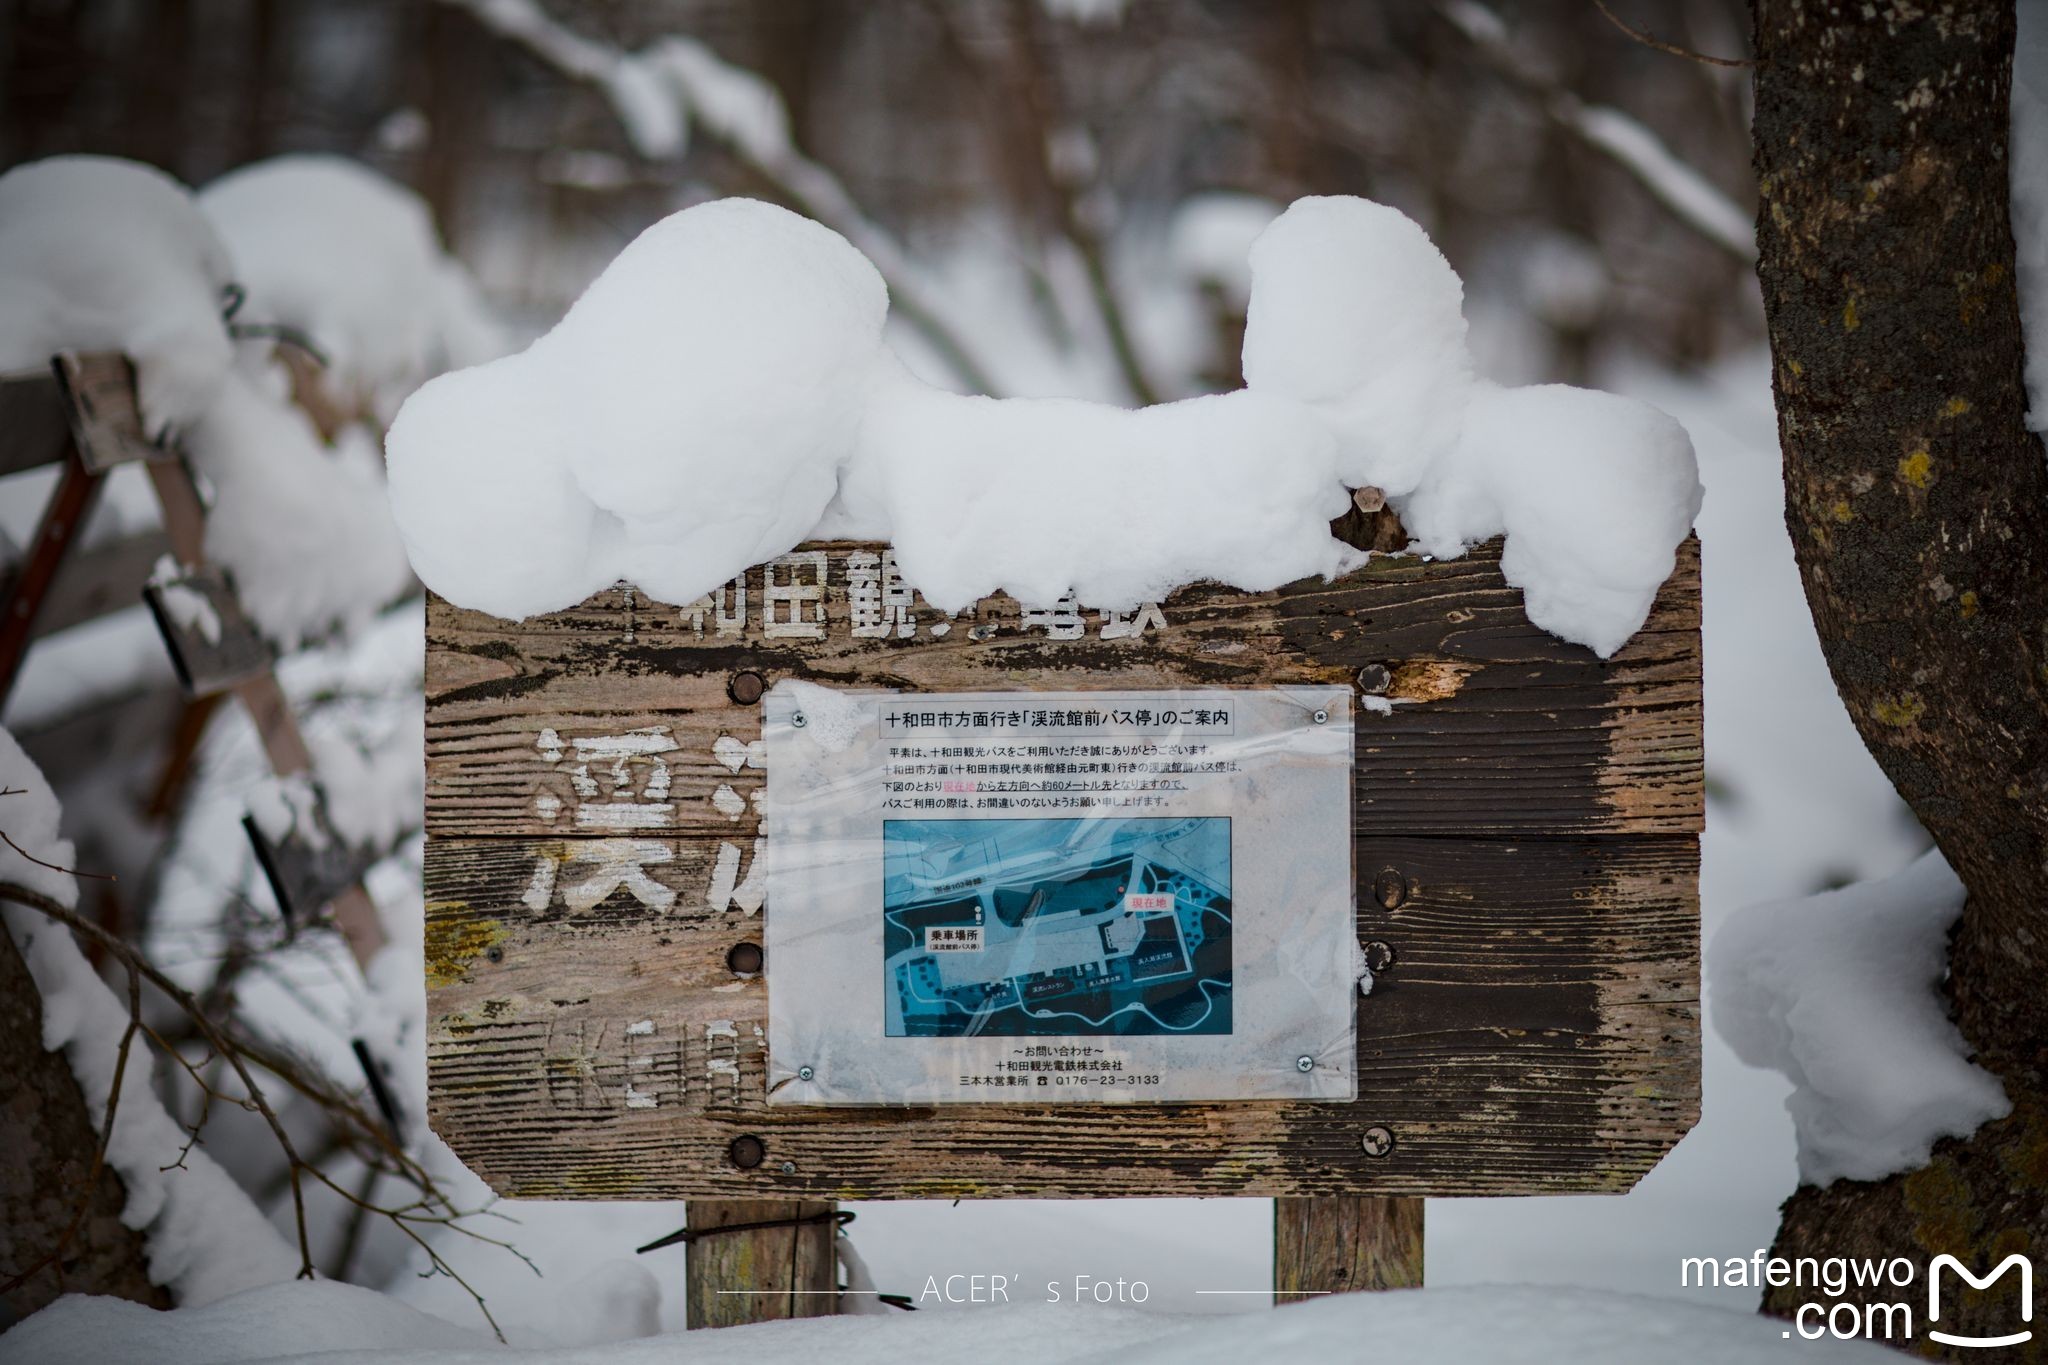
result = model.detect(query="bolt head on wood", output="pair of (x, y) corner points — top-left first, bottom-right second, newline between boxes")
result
(727, 670), (766, 705)
(1372, 867), (1408, 911)
(1361, 1126), (1395, 1158)
(726, 941), (763, 975)
(728, 1135), (766, 1169)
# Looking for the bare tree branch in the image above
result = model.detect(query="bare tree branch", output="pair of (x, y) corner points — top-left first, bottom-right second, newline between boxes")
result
(440, 0), (1005, 396)
(1590, 0), (1754, 69)
(1440, 0), (1757, 263)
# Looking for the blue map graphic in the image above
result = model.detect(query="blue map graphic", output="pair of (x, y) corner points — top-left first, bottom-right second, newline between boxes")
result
(883, 817), (1233, 1038)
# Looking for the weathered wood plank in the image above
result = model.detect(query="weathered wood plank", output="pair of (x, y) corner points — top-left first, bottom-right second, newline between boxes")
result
(1274, 1196), (1424, 1301)
(143, 565), (272, 696)
(0, 366), (75, 479)
(425, 538), (1701, 841)
(424, 831), (1698, 1199)
(54, 353), (161, 473)
(25, 529), (170, 639)
(681, 1200), (838, 1328)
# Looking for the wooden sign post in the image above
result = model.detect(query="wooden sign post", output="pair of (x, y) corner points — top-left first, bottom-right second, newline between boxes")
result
(423, 536), (1700, 1321)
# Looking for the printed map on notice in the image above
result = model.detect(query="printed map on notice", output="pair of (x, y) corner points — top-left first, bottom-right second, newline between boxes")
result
(882, 817), (1233, 1038)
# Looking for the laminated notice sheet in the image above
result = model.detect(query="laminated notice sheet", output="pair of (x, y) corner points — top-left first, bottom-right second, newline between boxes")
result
(763, 686), (1357, 1105)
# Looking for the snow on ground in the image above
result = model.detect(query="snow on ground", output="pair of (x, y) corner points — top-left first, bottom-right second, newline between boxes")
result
(0, 729), (295, 1306)
(387, 194), (1699, 656)
(0, 1280), (1892, 1364)
(1711, 851), (2007, 1185)
(200, 155), (507, 425)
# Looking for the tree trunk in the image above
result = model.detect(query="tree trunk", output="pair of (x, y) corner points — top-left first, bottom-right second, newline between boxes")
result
(1751, 0), (2048, 1352)
(0, 924), (166, 1325)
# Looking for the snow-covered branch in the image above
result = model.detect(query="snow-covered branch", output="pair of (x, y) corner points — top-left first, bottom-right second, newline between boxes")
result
(443, 0), (1004, 395)
(1440, 0), (1757, 264)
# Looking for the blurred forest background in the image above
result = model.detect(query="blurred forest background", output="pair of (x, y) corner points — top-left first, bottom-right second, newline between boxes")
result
(2, 0), (1759, 377)
(1, 0), (1926, 1345)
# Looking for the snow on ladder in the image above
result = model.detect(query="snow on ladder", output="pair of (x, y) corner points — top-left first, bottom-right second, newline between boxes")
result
(0, 351), (387, 967)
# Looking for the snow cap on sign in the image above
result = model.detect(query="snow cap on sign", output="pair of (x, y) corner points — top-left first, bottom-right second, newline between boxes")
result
(387, 193), (1701, 658)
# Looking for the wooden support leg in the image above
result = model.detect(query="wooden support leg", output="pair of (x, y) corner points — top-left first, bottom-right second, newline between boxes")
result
(683, 1199), (840, 1329)
(0, 451), (102, 706)
(1273, 1196), (1423, 1303)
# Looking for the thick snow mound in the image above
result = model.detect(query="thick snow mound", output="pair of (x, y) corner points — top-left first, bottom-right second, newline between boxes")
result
(0, 156), (235, 440)
(0, 154), (422, 645)
(3, 1280), (1893, 1364)
(1243, 195), (1474, 497)
(1711, 850), (2010, 1185)
(200, 155), (507, 423)
(1405, 383), (1702, 657)
(386, 198), (888, 620)
(388, 194), (1699, 656)
(190, 373), (415, 646)
(837, 365), (1354, 611)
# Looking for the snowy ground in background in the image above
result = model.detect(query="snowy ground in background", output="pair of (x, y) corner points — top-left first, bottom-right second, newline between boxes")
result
(4, 1280), (1894, 1364)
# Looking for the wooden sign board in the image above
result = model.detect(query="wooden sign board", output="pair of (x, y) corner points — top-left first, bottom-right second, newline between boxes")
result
(424, 538), (1701, 1199)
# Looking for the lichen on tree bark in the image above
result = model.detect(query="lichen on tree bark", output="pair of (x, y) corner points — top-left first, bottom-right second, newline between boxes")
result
(1752, 0), (2048, 1353)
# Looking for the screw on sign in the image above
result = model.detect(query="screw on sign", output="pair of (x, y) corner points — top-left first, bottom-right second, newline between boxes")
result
(420, 534), (1702, 1325)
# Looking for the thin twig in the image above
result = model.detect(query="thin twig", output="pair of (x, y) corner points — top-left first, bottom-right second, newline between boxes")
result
(0, 828), (117, 881)
(1592, 0), (1754, 69)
